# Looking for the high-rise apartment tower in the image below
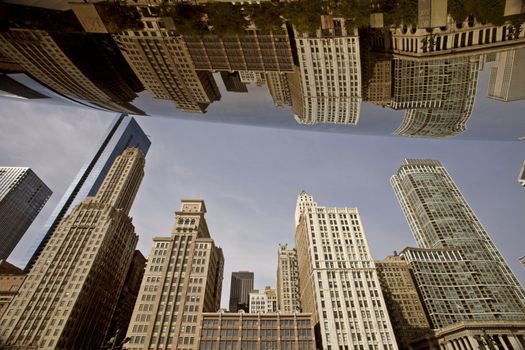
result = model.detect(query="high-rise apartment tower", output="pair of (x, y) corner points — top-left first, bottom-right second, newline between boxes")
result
(125, 200), (224, 350)
(392, 159), (525, 328)
(0, 167), (51, 260)
(0, 148), (146, 349)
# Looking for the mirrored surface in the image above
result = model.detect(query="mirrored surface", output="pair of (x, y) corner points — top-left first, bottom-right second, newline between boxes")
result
(1, 0), (525, 140)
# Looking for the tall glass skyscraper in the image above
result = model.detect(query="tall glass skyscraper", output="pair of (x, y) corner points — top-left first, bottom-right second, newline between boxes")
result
(391, 159), (525, 328)
(24, 114), (150, 271)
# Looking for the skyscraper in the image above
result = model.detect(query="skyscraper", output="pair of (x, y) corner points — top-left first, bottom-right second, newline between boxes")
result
(24, 114), (150, 271)
(391, 159), (525, 328)
(0, 148), (146, 349)
(294, 191), (399, 350)
(276, 243), (300, 313)
(125, 200), (224, 350)
(0, 167), (51, 260)
(229, 271), (254, 312)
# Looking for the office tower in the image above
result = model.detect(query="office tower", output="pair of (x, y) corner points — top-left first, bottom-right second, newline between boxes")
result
(112, 15), (220, 113)
(0, 167), (51, 260)
(519, 161), (525, 187)
(488, 48), (525, 101)
(520, 256), (525, 270)
(220, 72), (248, 93)
(249, 287), (278, 314)
(293, 17), (362, 125)
(0, 28), (143, 114)
(375, 255), (430, 349)
(25, 114), (150, 271)
(265, 72), (292, 107)
(277, 244), (300, 313)
(0, 148), (145, 349)
(294, 191), (399, 350)
(106, 250), (147, 344)
(198, 312), (316, 350)
(0, 261), (25, 318)
(183, 29), (295, 73)
(391, 159), (525, 329)
(229, 271), (254, 312)
(125, 200), (224, 350)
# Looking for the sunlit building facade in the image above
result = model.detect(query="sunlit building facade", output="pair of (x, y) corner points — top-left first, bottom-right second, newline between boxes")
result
(25, 114), (150, 272)
(392, 159), (525, 329)
(0, 148), (145, 349)
(277, 244), (300, 313)
(125, 200), (224, 350)
(293, 17), (362, 125)
(375, 255), (431, 349)
(113, 16), (220, 113)
(249, 287), (278, 314)
(294, 191), (399, 350)
(198, 312), (316, 350)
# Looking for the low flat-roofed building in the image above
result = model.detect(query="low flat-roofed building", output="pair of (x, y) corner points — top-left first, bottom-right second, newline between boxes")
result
(198, 311), (316, 350)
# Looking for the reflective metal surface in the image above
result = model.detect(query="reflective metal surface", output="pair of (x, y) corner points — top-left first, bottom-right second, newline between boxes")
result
(1, 0), (525, 140)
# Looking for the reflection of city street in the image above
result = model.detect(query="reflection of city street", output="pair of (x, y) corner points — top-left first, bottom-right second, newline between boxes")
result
(1, 1), (525, 136)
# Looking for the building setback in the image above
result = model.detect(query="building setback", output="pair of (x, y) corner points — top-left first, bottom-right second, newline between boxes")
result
(276, 243), (300, 313)
(125, 200), (224, 350)
(391, 159), (525, 329)
(294, 191), (399, 350)
(198, 311), (316, 350)
(375, 255), (431, 350)
(0, 148), (146, 349)
(25, 114), (150, 272)
(229, 271), (254, 313)
(0, 167), (51, 260)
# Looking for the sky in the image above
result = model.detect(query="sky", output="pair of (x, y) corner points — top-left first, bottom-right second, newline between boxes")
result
(1, 98), (524, 308)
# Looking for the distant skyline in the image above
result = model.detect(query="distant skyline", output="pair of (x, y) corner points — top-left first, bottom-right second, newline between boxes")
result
(0, 98), (524, 308)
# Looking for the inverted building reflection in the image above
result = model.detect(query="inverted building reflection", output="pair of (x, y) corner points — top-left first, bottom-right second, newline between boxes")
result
(1, 1), (525, 139)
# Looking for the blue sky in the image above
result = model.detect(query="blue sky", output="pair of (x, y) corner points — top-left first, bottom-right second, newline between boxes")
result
(1, 98), (524, 308)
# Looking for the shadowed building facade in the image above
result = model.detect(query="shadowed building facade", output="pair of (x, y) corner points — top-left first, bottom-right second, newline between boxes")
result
(229, 271), (254, 313)
(375, 255), (431, 350)
(125, 200), (224, 350)
(0, 167), (51, 261)
(0, 148), (146, 349)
